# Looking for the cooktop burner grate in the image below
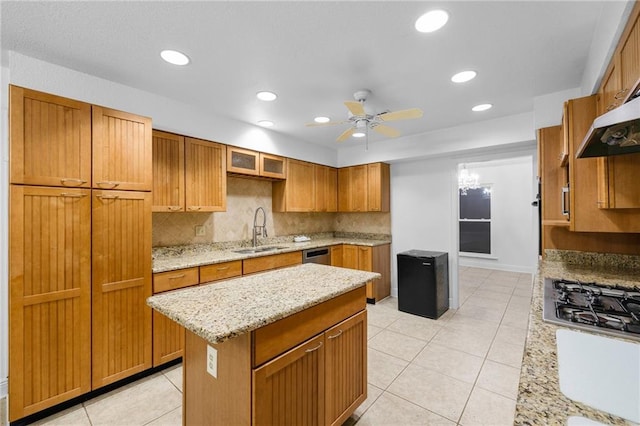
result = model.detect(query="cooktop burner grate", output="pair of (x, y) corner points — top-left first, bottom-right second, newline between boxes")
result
(543, 278), (640, 342)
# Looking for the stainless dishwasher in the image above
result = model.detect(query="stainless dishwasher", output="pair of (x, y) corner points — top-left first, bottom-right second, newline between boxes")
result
(302, 247), (331, 265)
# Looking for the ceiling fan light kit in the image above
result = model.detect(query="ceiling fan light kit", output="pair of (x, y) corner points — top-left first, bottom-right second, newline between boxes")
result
(305, 88), (423, 146)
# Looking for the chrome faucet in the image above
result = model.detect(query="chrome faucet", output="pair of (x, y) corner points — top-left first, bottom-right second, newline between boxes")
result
(252, 207), (267, 247)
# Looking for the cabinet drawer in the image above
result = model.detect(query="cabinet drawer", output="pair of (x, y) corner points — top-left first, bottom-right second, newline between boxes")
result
(199, 260), (242, 283)
(153, 267), (199, 293)
(242, 251), (302, 275)
(252, 286), (366, 367)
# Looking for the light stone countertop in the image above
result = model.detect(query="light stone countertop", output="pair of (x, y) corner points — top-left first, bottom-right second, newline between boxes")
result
(152, 236), (391, 273)
(515, 250), (640, 425)
(147, 263), (380, 345)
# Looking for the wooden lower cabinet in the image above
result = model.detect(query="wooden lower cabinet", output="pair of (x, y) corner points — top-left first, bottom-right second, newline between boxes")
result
(9, 186), (92, 421)
(183, 288), (367, 426)
(91, 190), (152, 388)
(242, 251), (302, 275)
(342, 244), (391, 303)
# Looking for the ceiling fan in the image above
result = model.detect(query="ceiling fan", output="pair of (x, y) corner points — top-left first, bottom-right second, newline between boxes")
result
(306, 89), (423, 142)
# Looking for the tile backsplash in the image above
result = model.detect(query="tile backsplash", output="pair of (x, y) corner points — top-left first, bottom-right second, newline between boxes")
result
(152, 176), (391, 247)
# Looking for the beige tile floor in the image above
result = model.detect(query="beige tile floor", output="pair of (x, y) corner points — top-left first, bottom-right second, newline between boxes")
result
(33, 267), (532, 426)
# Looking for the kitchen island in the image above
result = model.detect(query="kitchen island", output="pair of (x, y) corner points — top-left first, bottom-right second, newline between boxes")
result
(515, 250), (640, 425)
(147, 263), (380, 426)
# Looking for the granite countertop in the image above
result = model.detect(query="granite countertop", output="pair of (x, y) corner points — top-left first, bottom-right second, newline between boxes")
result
(147, 263), (380, 345)
(152, 235), (391, 273)
(515, 250), (640, 425)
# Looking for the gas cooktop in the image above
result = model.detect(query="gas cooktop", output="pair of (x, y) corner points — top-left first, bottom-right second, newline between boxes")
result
(543, 278), (640, 342)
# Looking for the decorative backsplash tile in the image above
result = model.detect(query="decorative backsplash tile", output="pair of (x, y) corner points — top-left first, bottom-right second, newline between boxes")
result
(152, 176), (392, 247)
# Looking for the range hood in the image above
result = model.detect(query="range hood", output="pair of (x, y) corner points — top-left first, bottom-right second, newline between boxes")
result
(577, 95), (640, 158)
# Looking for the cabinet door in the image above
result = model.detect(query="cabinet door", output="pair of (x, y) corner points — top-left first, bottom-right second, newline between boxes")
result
(598, 58), (623, 115)
(10, 85), (91, 188)
(184, 137), (227, 212)
(367, 163), (390, 212)
(325, 311), (367, 426)
(288, 159), (315, 211)
(152, 311), (185, 367)
(358, 246), (373, 272)
(92, 106), (152, 191)
(315, 165), (337, 212)
(341, 245), (359, 269)
(227, 147), (260, 176)
(330, 245), (343, 267)
(602, 153), (640, 209)
(152, 130), (185, 211)
(92, 190), (152, 388)
(9, 186), (91, 421)
(349, 165), (368, 212)
(260, 153), (286, 179)
(619, 12), (640, 101)
(371, 244), (391, 302)
(538, 126), (569, 225)
(253, 334), (325, 426)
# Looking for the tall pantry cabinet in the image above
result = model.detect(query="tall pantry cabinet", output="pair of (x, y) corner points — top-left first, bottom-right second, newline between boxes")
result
(8, 85), (153, 421)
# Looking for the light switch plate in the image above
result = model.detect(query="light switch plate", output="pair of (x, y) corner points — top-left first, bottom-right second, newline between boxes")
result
(207, 345), (217, 378)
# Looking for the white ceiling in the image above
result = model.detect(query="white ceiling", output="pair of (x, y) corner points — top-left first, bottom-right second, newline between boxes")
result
(0, 1), (617, 150)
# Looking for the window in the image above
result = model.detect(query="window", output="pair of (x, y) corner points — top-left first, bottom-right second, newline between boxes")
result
(459, 186), (491, 254)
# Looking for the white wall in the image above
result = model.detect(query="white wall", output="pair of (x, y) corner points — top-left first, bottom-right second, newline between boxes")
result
(533, 88), (582, 129)
(459, 156), (537, 273)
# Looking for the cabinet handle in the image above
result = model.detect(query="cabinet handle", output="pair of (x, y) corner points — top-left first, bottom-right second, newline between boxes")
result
(188, 206), (202, 211)
(168, 274), (186, 280)
(217, 266), (230, 271)
(614, 88), (629, 100)
(59, 193), (88, 198)
(422, 262), (432, 266)
(167, 206), (182, 211)
(60, 178), (87, 186)
(96, 194), (120, 200)
(327, 330), (343, 340)
(305, 341), (323, 353)
(96, 181), (120, 188)
(606, 104), (617, 111)
(561, 185), (570, 217)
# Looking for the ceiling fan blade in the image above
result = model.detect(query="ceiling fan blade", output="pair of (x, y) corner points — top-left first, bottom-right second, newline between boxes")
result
(336, 127), (355, 142)
(344, 101), (365, 116)
(373, 124), (401, 138)
(378, 108), (423, 122)
(305, 120), (349, 127)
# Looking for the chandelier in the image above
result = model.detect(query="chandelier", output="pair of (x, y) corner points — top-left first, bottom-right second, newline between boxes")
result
(458, 166), (479, 195)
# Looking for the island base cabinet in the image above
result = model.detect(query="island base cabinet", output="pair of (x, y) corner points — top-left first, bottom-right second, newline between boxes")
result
(182, 290), (367, 426)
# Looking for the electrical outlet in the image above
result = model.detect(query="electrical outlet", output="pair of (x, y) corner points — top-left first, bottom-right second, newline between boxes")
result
(207, 345), (217, 378)
(195, 225), (205, 236)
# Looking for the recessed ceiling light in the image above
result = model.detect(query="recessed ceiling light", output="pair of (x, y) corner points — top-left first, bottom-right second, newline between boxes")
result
(451, 71), (477, 83)
(256, 91), (277, 101)
(415, 10), (449, 33)
(160, 50), (190, 66)
(257, 120), (274, 127)
(352, 132), (366, 138)
(314, 116), (330, 123)
(472, 103), (493, 112)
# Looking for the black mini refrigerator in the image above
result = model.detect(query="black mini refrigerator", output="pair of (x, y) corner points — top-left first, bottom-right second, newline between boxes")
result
(397, 250), (449, 319)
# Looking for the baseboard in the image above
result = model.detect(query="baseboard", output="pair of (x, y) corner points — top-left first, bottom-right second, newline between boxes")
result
(0, 379), (6, 398)
(459, 258), (535, 274)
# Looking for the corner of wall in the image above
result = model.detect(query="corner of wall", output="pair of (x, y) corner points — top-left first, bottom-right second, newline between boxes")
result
(1, 57), (10, 394)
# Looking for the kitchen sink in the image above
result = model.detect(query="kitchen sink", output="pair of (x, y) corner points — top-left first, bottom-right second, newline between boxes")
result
(232, 246), (287, 254)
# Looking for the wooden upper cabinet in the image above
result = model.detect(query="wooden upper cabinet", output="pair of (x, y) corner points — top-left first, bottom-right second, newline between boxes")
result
(367, 163), (390, 212)
(260, 153), (287, 179)
(9, 85), (91, 188)
(538, 126), (569, 225)
(185, 137), (227, 212)
(598, 57), (623, 115)
(227, 147), (286, 179)
(92, 106), (152, 191)
(597, 153), (640, 209)
(338, 163), (390, 212)
(315, 165), (338, 212)
(9, 185), (92, 421)
(152, 130), (185, 211)
(567, 96), (640, 232)
(91, 190), (152, 388)
(272, 159), (315, 212)
(619, 8), (640, 101)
